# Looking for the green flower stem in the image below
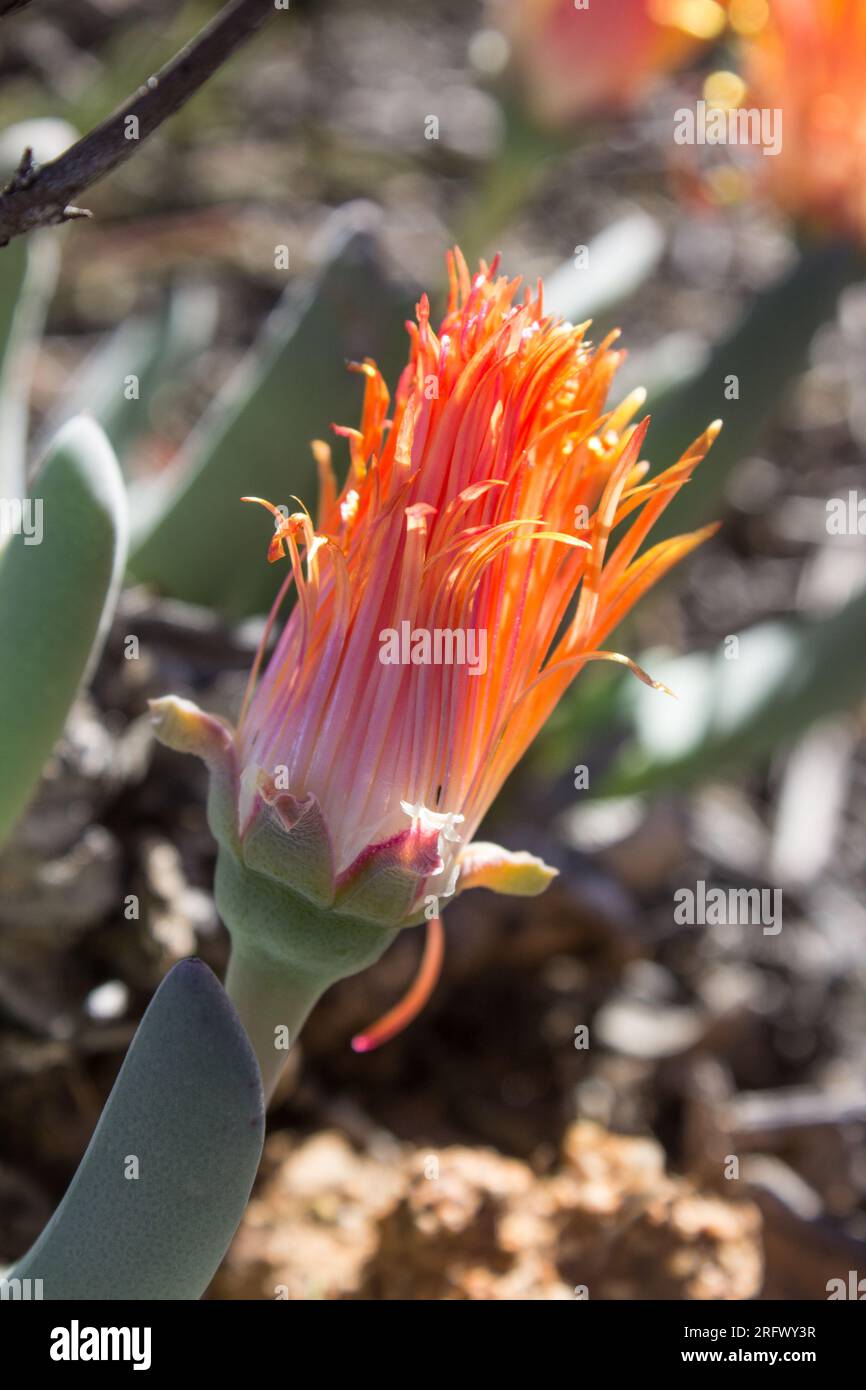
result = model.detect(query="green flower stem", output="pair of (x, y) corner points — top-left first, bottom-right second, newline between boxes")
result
(215, 847), (398, 1104)
(224, 946), (325, 1102)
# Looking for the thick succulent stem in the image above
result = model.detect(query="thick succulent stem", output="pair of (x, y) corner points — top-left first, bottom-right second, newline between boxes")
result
(215, 846), (398, 1103)
(224, 946), (324, 1102)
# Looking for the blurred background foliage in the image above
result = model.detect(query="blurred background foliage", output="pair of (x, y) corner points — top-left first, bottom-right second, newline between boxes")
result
(1, 0), (866, 1300)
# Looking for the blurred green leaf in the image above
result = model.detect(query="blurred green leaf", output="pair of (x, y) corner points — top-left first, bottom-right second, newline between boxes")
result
(0, 120), (78, 506)
(600, 582), (866, 795)
(0, 236), (31, 503)
(38, 280), (219, 468)
(129, 204), (417, 617)
(543, 209), (666, 326)
(0, 234), (59, 504)
(645, 239), (866, 542)
(0, 417), (127, 846)
(10, 959), (265, 1300)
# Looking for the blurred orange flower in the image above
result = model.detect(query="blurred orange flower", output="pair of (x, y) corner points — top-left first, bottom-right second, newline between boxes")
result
(742, 0), (866, 243)
(489, 0), (726, 125)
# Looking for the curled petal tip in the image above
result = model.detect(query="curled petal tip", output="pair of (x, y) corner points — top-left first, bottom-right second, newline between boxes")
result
(456, 843), (558, 897)
(149, 692), (202, 741)
(148, 694), (234, 762)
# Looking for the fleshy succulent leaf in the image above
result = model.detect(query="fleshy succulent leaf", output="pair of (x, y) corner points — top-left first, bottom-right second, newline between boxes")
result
(38, 280), (219, 468)
(0, 417), (127, 847)
(0, 238), (32, 505)
(0, 120), (72, 505)
(9, 959), (265, 1300)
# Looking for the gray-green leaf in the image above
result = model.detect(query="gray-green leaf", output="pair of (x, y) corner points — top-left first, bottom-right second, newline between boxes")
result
(0, 416), (127, 846)
(10, 958), (265, 1300)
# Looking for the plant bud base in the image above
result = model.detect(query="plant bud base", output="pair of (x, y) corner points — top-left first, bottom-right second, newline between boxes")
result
(216, 848), (398, 1099)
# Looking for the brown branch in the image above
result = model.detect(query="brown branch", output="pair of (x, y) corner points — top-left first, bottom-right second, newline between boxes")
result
(0, 0), (277, 247)
(0, 1), (35, 16)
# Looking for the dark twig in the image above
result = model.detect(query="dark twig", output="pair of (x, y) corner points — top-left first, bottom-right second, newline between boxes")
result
(0, 1), (35, 16)
(0, 0), (276, 247)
